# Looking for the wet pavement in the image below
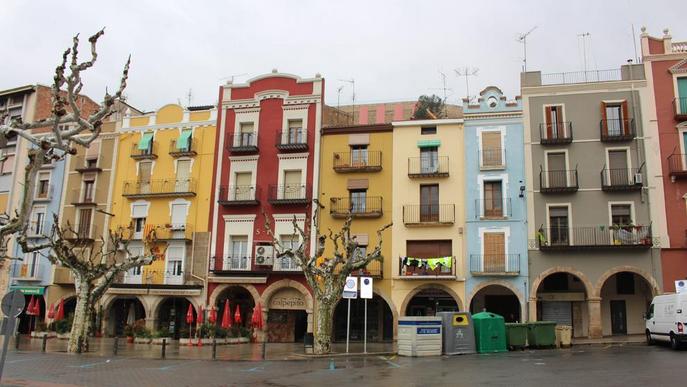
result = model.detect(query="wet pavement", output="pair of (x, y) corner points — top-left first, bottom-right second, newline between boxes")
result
(0, 341), (685, 386)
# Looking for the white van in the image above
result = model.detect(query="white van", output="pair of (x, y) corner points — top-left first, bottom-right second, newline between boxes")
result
(645, 293), (687, 349)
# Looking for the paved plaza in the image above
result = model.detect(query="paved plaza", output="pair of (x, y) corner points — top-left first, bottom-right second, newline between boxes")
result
(0, 341), (685, 386)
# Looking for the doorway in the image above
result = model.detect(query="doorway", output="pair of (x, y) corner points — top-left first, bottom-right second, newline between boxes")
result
(610, 300), (627, 335)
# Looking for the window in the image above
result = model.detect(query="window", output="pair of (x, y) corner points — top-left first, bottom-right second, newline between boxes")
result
(607, 150), (629, 186)
(175, 160), (191, 192)
(138, 132), (154, 155)
(367, 109), (377, 125)
(350, 145), (368, 166)
(483, 181), (503, 217)
(166, 246), (184, 284)
(611, 204), (632, 226)
(287, 120), (303, 144)
(420, 147), (439, 173)
(616, 272), (635, 295)
(228, 236), (249, 270)
(678, 77), (687, 114)
(0, 153), (14, 175)
(170, 203), (188, 228)
(126, 246), (144, 283)
(354, 245), (367, 260)
(548, 206), (569, 245)
(36, 172), (50, 198)
(283, 170), (302, 199)
(177, 129), (192, 152)
(350, 189), (367, 213)
(420, 184), (439, 222)
(605, 104), (623, 136)
(77, 208), (92, 239)
(83, 180), (95, 202)
(546, 152), (567, 188)
(86, 158), (98, 169)
(544, 105), (564, 139)
(421, 126), (437, 135)
(134, 217), (146, 236)
(21, 252), (39, 278)
(31, 210), (45, 236)
(278, 235), (300, 270)
(234, 172), (253, 200)
(481, 131), (502, 167)
(483, 232), (506, 272)
(239, 122), (254, 146)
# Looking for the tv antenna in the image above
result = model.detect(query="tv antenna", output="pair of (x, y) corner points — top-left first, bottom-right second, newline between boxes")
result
(219, 73), (249, 83)
(339, 78), (356, 120)
(186, 89), (193, 106)
(517, 26), (538, 72)
(577, 32), (591, 74)
(336, 86), (344, 110)
(454, 67), (479, 103)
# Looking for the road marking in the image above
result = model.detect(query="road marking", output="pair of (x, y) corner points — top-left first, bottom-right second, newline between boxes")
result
(68, 359), (118, 369)
(328, 359), (336, 371)
(534, 362), (546, 366)
(243, 363), (269, 372)
(7, 357), (42, 364)
(378, 355), (401, 368)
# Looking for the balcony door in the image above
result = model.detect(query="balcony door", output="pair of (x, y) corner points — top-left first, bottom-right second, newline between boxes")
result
(165, 246), (184, 285)
(278, 235), (299, 271)
(481, 132), (502, 167)
(351, 145), (368, 166)
(549, 206), (569, 246)
(234, 172), (253, 201)
(77, 208), (92, 239)
(175, 160), (191, 192)
(283, 170), (302, 199)
(138, 161), (152, 194)
(227, 236), (248, 270)
(350, 189), (367, 214)
(170, 203), (187, 236)
(287, 119), (303, 144)
(605, 103), (624, 136)
(420, 147), (438, 173)
(545, 105), (564, 139)
(608, 150), (629, 186)
(239, 122), (254, 146)
(420, 184), (439, 222)
(679, 77), (687, 114)
(546, 152), (566, 188)
(483, 232), (506, 272)
(483, 181), (503, 217)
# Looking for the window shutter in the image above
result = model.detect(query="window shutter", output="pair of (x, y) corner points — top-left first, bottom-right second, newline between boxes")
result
(171, 203), (187, 225)
(85, 141), (100, 160)
(600, 102), (608, 136)
(545, 106), (553, 138)
(131, 203), (148, 218)
(1, 154), (14, 174)
(347, 179), (369, 190)
(482, 132), (501, 150)
(621, 100), (630, 135)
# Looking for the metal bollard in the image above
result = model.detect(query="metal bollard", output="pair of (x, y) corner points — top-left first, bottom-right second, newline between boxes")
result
(212, 338), (217, 360)
(14, 332), (19, 350)
(262, 341), (266, 360)
(113, 336), (119, 356)
(41, 335), (47, 353)
(161, 339), (166, 360)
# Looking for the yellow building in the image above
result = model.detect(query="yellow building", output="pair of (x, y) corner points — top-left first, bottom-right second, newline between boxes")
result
(390, 119), (466, 317)
(318, 123), (396, 342)
(103, 104), (216, 337)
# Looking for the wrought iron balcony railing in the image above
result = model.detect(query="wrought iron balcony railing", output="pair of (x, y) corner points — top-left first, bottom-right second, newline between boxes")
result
(408, 156), (449, 177)
(226, 133), (258, 153)
(539, 121), (573, 144)
(268, 184), (310, 205)
(403, 204), (455, 226)
(209, 255), (303, 274)
(537, 225), (653, 250)
(169, 139), (197, 157)
(217, 185), (260, 206)
(539, 168), (579, 193)
(69, 188), (100, 205)
(130, 142), (158, 159)
(34, 184), (54, 202)
(398, 256), (456, 278)
(668, 154), (687, 179)
(330, 196), (383, 218)
(333, 151), (382, 172)
(600, 168), (642, 191)
(600, 118), (636, 141)
(470, 254), (520, 275)
(122, 179), (196, 198)
(72, 156), (102, 173)
(474, 198), (512, 219)
(115, 269), (192, 286)
(276, 129), (308, 151)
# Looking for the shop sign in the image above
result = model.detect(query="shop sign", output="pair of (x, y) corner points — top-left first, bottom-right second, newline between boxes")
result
(9, 286), (44, 295)
(269, 288), (306, 310)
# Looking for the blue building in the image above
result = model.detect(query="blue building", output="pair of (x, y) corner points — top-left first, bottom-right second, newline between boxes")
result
(10, 147), (67, 333)
(463, 86), (528, 322)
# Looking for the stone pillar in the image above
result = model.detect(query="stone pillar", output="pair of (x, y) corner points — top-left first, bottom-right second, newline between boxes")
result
(587, 297), (602, 339)
(145, 317), (156, 331)
(528, 297), (537, 322)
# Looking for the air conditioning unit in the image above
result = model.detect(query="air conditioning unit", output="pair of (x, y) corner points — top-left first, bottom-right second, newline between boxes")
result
(255, 245), (274, 266)
(634, 173), (643, 185)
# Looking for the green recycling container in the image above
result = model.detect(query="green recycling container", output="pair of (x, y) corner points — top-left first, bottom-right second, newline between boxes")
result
(505, 323), (528, 350)
(527, 321), (557, 348)
(472, 312), (507, 353)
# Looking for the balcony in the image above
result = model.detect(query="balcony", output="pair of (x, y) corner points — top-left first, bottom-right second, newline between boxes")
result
(115, 269), (193, 286)
(13, 262), (40, 280)
(470, 254), (520, 276)
(330, 196), (383, 218)
(130, 143), (158, 160)
(34, 184), (54, 202)
(217, 185), (260, 206)
(69, 188), (100, 206)
(403, 204), (455, 226)
(474, 198), (512, 219)
(398, 256), (456, 279)
(72, 156), (102, 173)
(276, 129), (308, 152)
(668, 154), (687, 179)
(268, 184), (310, 205)
(600, 118), (636, 142)
(674, 97), (687, 121)
(334, 260), (383, 278)
(539, 122), (573, 145)
(118, 224), (193, 242)
(64, 224), (100, 244)
(600, 168), (642, 192)
(537, 225), (653, 251)
(333, 151), (382, 173)
(540, 69), (622, 85)
(226, 133), (258, 154)
(408, 156), (449, 177)
(479, 149), (506, 170)
(122, 179), (196, 198)
(168, 139), (197, 157)
(210, 255), (303, 275)
(539, 168), (579, 193)
(53, 267), (74, 285)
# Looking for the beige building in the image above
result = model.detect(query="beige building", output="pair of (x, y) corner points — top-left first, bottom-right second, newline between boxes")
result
(390, 119), (466, 317)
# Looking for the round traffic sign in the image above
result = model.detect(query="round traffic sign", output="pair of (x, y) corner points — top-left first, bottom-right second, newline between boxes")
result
(1, 290), (25, 318)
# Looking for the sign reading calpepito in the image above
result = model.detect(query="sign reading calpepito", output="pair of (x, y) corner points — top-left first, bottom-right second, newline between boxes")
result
(269, 288), (306, 310)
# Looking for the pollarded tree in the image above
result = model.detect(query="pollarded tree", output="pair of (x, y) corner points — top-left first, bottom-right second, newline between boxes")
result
(412, 94), (446, 119)
(264, 201), (391, 354)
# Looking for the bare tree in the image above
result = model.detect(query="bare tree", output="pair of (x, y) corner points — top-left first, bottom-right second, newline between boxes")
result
(18, 216), (157, 353)
(264, 201), (391, 354)
(0, 29), (130, 258)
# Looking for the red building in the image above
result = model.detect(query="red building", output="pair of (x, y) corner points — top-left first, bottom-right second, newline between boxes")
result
(208, 71), (323, 342)
(641, 28), (687, 292)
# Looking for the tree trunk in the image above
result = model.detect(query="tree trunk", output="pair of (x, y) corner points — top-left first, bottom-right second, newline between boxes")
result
(68, 280), (92, 353)
(314, 298), (335, 354)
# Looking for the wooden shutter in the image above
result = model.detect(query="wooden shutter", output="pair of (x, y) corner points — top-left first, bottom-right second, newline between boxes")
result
(545, 106), (553, 139)
(621, 101), (629, 135)
(406, 240), (452, 258)
(600, 102), (608, 136)
(484, 232), (505, 272)
(235, 172), (252, 200)
(138, 162), (152, 183)
(78, 209), (92, 238)
(482, 132), (502, 166)
(171, 203), (187, 225)
(240, 122), (254, 134)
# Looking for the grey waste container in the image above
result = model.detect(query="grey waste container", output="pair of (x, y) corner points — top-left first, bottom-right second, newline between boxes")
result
(397, 316), (442, 356)
(437, 312), (476, 355)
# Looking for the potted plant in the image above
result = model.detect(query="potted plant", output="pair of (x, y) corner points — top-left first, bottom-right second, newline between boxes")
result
(151, 327), (172, 345)
(55, 319), (72, 339)
(123, 325), (134, 343)
(238, 326), (251, 343)
(133, 319), (151, 344)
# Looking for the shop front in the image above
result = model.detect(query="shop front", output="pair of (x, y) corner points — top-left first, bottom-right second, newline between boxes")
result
(265, 287), (309, 343)
(10, 286), (46, 334)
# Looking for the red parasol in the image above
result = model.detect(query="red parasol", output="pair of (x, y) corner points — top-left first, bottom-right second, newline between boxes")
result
(26, 296), (36, 316)
(251, 303), (264, 330)
(185, 303), (195, 325)
(55, 298), (65, 321)
(221, 300), (232, 329)
(197, 306), (204, 325)
(47, 303), (55, 320)
(209, 307), (217, 324)
(31, 297), (41, 316)
(234, 305), (242, 325)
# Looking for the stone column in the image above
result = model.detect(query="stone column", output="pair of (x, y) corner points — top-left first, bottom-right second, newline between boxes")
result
(528, 297), (538, 321)
(145, 317), (157, 331)
(587, 297), (602, 339)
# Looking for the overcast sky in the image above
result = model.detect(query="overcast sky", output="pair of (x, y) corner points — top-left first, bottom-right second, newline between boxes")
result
(1, 0), (685, 111)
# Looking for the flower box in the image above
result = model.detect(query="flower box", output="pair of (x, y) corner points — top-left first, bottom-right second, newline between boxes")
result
(31, 331), (57, 338)
(151, 337), (172, 345)
(134, 337), (152, 344)
(57, 333), (70, 340)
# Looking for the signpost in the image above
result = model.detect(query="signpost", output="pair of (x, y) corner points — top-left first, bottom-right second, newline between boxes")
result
(676, 280), (686, 294)
(360, 277), (373, 354)
(0, 290), (25, 382)
(342, 277), (357, 353)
